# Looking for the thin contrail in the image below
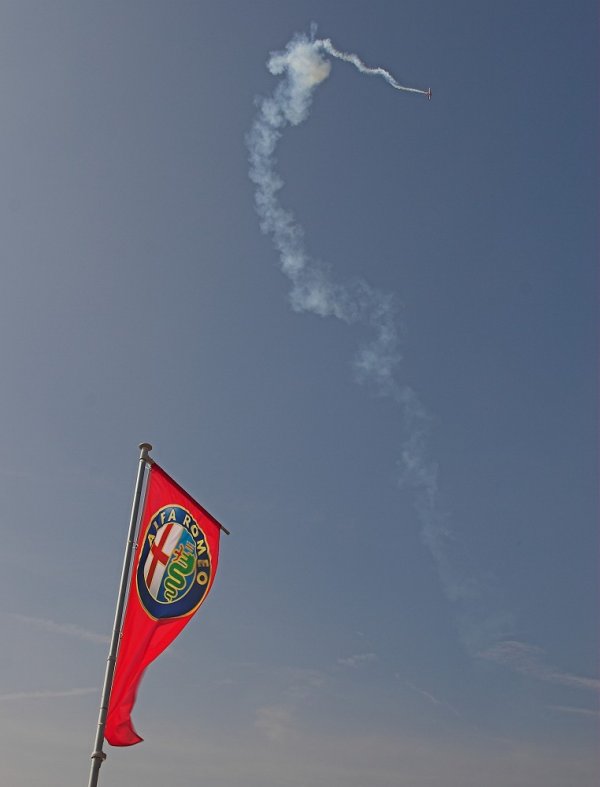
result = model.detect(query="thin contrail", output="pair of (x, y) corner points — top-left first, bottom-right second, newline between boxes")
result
(316, 38), (430, 97)
(0, 687), (97, 702)
(11, 613), (109, 644)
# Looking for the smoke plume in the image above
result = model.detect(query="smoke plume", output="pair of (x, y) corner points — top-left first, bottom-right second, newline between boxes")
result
(246, 31), (504, 643)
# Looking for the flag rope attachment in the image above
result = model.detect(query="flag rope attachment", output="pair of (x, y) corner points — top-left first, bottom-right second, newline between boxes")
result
(87, 442), (153, 787)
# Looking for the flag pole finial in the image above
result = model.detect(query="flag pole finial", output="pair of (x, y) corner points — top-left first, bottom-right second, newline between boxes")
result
(139, 443), (154, 464)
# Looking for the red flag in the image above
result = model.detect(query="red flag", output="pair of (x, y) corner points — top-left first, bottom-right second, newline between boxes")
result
(105, 463), (222, 746)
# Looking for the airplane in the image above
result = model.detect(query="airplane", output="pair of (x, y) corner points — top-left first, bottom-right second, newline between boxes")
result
(427, 88), (432, 100)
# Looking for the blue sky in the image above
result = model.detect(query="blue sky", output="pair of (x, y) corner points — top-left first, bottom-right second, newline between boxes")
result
(0, 2), (597, 785)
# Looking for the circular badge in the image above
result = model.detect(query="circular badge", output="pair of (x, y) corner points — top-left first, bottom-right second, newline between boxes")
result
(136, 505), (212, 619)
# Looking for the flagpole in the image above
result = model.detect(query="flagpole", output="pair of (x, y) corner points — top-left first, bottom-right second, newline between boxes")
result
(87, 442), (153, 787)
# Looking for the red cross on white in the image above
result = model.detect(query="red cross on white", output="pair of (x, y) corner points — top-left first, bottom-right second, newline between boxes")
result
(143, 522), (183, 599)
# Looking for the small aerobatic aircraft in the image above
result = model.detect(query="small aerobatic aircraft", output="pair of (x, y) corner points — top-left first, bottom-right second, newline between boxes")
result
(427, 88), (432, 100)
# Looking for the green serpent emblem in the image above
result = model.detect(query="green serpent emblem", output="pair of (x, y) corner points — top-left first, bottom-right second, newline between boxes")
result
(163, 542), (196, 602)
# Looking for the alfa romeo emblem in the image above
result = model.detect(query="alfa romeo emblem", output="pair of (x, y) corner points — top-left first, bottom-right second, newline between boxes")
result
(136, 505), (212, 619)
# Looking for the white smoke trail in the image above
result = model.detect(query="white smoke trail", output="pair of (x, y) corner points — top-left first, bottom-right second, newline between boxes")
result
(247, 31), (505, 644)
(248, 34), (406, 390)
(316, 38), (430, 97)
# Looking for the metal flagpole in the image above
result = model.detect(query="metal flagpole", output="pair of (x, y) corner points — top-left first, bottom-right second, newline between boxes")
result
(87, 442), (153, 787)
